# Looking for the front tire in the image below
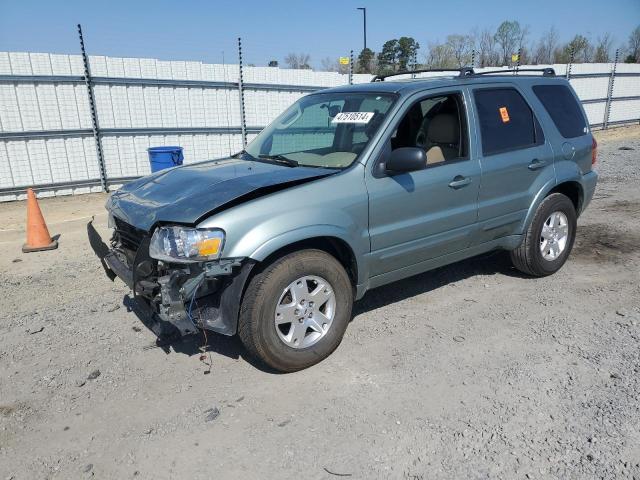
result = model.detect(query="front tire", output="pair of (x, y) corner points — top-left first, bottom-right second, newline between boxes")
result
(238, 249), (353, 372)
(510, 193), (577, 277)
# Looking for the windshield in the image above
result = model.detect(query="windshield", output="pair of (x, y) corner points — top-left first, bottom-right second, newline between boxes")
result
(244, 92), (396, 169)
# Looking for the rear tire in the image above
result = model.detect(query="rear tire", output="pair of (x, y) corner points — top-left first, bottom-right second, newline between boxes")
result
(238, 249), (353, 372)
(510, 193), (577, 277)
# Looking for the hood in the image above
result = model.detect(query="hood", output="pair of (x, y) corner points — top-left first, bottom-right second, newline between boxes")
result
(106, 158), (337, 232)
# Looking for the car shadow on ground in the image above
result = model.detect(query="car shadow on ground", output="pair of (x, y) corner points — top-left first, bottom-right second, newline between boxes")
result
(353, 251), (524, 316)
(120, 294), (278, 372)
(125, 294), (281, 373)
(86, 219), (115, 281)
(126, 251), (524, 374)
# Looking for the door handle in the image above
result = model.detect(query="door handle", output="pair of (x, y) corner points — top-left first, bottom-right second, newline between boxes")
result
(528, 158), (547, 170)
(448, 175), (471, 189)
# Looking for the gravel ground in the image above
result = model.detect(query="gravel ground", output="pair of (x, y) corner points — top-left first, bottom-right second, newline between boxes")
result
(1, 126), (639, 480)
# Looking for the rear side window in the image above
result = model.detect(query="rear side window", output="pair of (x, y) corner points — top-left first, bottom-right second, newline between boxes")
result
(533, 84), (587, 138)
(474, 88), (541, 156)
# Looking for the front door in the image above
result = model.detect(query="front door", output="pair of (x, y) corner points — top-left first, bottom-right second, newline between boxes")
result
(365, 89), (480, 277)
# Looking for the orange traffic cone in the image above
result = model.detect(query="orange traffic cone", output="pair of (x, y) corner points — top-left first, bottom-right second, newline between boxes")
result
(22, 188), (58, 253)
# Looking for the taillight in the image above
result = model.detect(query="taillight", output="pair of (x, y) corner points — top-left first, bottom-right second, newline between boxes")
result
(591, 136), (598, 167)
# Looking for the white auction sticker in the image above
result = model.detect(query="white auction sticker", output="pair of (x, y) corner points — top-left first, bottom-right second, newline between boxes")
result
(331, 112), (374, 124)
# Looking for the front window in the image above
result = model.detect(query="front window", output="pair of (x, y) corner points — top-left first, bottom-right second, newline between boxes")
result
(244, 92), (396, 169)
(390, 93), (468, 165)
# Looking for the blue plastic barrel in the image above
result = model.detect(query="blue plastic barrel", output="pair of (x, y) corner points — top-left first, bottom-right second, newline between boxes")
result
(147, 146), (184, 172)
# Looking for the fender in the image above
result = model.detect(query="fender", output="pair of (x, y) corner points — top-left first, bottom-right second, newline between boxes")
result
(249, 224), (367, 284)
(518, 160), (584, 234)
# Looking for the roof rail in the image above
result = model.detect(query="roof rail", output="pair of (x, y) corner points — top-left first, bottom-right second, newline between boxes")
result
(371, 67), (475, 82)
(473, 67), (556, 77)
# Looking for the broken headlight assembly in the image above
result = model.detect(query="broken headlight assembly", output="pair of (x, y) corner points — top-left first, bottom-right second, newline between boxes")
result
(149, 226), (225, 263)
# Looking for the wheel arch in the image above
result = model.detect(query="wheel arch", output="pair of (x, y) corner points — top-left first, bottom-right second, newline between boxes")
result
(520, 179), (584, 234)
(250, 235), (360, 291)
(548, 181), (584, 214)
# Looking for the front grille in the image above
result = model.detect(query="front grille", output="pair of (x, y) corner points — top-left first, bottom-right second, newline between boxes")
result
(113, 217), (147, 252)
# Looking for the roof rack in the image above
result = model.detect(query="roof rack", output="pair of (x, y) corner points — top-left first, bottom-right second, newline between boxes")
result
(474, 67), (556, 77)
(371, 67), (475, 82)
(370, 66), (556, 83)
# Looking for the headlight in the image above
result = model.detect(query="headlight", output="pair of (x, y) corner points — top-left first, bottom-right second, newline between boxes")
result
(149, 226), (225, 263)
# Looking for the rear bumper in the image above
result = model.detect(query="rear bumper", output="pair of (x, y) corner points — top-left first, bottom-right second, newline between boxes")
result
(103, 243), (254, 337)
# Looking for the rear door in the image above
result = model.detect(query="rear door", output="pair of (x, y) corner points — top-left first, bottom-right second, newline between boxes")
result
(531, 83), (593, 174)
(470, 85), (555, 244)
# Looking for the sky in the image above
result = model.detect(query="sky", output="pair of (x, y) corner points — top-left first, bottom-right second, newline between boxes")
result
(1, 0), (638, 68)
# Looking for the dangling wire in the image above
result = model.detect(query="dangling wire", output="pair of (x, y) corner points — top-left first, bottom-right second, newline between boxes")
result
(186, 278), (212, 374)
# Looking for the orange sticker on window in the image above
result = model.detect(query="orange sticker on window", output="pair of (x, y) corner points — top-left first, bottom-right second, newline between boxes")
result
(499, 106), (510, 123)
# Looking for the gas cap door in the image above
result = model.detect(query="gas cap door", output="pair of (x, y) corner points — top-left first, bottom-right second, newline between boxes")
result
(561, 141), (576, 160)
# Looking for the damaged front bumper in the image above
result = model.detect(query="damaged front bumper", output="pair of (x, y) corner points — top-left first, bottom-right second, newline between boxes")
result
(103, 226), (254, 337)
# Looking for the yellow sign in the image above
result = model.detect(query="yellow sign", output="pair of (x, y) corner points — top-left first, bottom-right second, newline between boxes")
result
(511, 53), (520, 62)
(339, 57), (350, 65)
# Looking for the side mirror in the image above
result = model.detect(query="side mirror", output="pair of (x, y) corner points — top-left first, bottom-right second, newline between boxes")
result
(385, 147), (426, 174)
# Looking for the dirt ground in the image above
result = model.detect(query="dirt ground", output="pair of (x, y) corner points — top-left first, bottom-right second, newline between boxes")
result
(1, 126), (639, 480)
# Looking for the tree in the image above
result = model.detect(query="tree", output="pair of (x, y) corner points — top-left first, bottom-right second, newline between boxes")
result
(397, 36), (420, 70)
(494, 20), (524, 65)
(357, 48), (375, 74)
(594, 33), (613, 63)
(377, 39), (399, 74)
(533, 26), (558, 64)
(320, 57), (348, 74)
(375, 37), (419, 73)
(446, 34), (473, 67)
(628, 25), (640, 62)
(424, 41), (455, 68)
(268, 60), (278, 67)
(557, 35), (593, 63)
(473, 28), (499, 67)
(320, 57), (338, 72)
(284, 53), (311, 69)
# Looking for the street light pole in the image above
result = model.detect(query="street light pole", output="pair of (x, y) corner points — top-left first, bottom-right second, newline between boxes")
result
(357, 7), (367, 51)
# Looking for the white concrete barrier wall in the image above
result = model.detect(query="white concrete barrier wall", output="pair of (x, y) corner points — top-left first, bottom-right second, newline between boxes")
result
(0, 51), (638, 201)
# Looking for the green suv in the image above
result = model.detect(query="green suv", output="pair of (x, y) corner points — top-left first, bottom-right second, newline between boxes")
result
(103, 67), (598, 371)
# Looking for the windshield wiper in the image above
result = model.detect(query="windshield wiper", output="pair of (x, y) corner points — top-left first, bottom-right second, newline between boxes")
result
(257, 154), (299, 167)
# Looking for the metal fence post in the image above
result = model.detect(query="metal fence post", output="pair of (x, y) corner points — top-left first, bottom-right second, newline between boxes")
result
(411, 50), (418, 78)
(566, 47), (574, 80)
(77, 24), (108, 192)
(603, 49), (619, 130)
(237, 37), (247, 148)
(349, 50), (353, 85)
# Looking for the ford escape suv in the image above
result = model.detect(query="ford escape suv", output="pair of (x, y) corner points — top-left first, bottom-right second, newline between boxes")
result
(103, 67), (598, 372)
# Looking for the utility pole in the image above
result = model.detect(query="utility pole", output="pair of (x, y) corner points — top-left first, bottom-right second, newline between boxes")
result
(357, 7), (367, 51)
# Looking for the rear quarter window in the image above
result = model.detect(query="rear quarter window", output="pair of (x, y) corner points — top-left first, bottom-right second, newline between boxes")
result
(474, 87), (542, 156)
(532, 84), (588, 138)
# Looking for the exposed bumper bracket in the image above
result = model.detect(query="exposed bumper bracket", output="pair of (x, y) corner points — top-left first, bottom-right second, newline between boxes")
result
(104, 251), (134, 289)
(103, 245), (255, 337)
